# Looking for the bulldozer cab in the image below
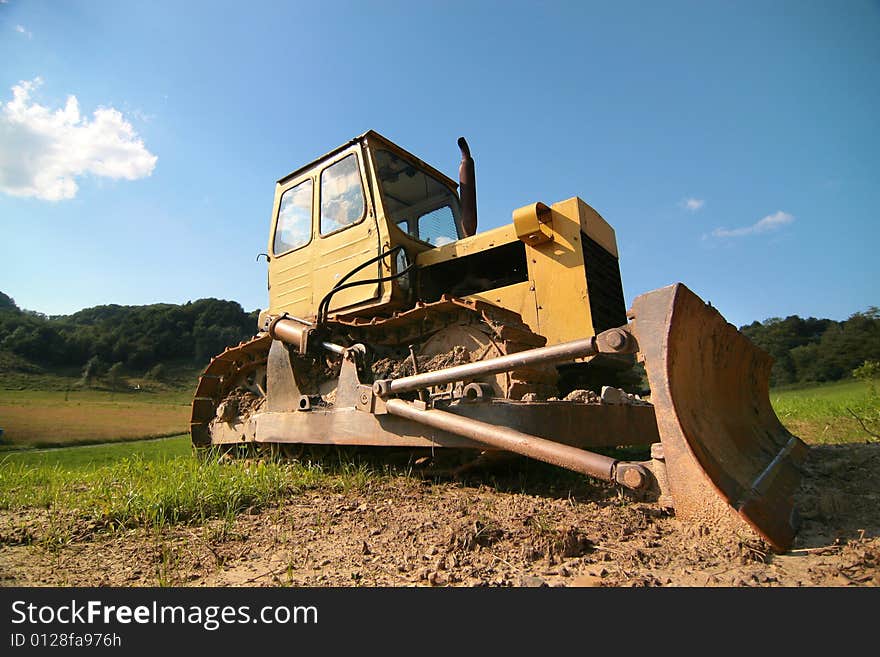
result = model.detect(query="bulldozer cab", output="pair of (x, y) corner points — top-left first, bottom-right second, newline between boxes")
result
(267, 131), (463, 321)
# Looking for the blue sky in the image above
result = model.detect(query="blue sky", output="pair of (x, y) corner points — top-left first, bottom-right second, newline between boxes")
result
(1, 0), (877, 328)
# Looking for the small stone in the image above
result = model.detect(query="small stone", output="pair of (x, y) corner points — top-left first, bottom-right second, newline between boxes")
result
(521, 575), (548, 587)
(563, 389), (598, 403)
(600, 386), (629, 405)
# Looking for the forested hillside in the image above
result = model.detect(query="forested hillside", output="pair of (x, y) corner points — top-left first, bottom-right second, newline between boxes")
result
(739, 308), (879, 386)
(1, 289), (877, 388)
(0, 291), (258, 379)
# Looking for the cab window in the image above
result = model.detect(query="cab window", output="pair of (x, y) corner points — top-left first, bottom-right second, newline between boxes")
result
(273, 179), (313, 255)
(374, 149), (460, 246)
(320, 154), (366, 235)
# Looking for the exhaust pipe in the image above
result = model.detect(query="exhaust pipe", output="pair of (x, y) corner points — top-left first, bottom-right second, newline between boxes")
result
(458, 137), (477, 237)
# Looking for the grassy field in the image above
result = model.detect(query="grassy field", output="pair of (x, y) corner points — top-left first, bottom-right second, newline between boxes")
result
(0, 378), (876, 547)
(0, 388), (191, 450)
(1, 434), (193, 469)
(771, 379), (879, 444)
(0, 436), (383, 551)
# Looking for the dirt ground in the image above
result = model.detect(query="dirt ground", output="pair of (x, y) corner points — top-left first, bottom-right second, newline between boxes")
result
(1, 442), (878, 587)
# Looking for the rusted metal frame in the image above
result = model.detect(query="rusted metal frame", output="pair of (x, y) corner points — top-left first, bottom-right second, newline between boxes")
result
(328, 297), (544, 353)
(630, 282), (807, 552)
(251, 396), (660, 451)
(745, 435), (804, 499)
(356, 391), (661, 448)
(266, 340), (310, 413)
(373, 327), (634, 397)
(407, 344), (429, 403)
(375, 337), (594, 396)
(268, 315), (345, 354)
(383, 398), (649, 490)
(250, 409), (481, 449)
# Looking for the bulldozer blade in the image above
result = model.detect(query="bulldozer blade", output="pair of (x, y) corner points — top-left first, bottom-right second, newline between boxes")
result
(630, 283), (808, 553)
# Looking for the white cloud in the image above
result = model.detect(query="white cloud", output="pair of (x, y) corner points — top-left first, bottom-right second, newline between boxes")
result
(681, 197), (705, 212)
(0, 78), (157, 201)
(14, 25), (32, 38)
(711, 211), (795, 238)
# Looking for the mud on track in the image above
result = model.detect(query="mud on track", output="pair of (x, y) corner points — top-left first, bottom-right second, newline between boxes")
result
(1, 443), (878, 587)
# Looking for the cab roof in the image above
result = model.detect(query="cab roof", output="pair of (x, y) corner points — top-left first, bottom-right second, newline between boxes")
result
(277, 130), (459, 190)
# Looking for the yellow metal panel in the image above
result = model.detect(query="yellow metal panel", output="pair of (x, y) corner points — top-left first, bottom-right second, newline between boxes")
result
(415, 224), (518, 267)
(466, 280), (538, 330)
(313, 229), (380, 313)
(513, 202), (554, 245)
(414, 196), (618, 348)
(557, 196), (618, 258)
(526, 200), (593, 345)
(269, 253), (314, 317)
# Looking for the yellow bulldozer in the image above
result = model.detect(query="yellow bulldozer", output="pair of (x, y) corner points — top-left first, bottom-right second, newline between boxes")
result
(191, 131), (808, 552)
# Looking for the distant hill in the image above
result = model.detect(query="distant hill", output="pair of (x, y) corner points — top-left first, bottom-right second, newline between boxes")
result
(1, 290), (877, 388)
(0, 291), (258, 380)
(740, 308), (879, 386)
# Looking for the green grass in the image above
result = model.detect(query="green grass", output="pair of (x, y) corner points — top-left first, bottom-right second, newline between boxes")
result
(1, 455), (307, 531)
(0, 378), (875, 548)
(771, 379), (879, 444)
(0, 438), (387, 544)
(1, 434), (193, 469)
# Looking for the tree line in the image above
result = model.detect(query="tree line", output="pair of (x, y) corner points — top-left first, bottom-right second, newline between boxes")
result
(0, 291), (258, 378)
(739, 307), (880, 386)
(1, 290), (877, 387)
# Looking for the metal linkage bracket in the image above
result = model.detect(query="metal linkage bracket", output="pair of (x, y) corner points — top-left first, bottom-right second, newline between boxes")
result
(355, 385), (387, 415)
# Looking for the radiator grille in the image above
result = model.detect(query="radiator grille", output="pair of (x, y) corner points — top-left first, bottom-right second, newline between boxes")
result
(582, 233), (627, 332)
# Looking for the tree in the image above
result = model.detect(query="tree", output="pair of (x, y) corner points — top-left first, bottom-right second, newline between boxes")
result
(146, 363), (166, 382)
(853, 360), (880, 381)
(740, 315), (834, 386)
(0, 291), (19, 312)
(81, 356), (104, 387)
(106, 362), (125, 390)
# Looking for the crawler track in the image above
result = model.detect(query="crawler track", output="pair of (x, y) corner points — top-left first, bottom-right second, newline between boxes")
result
(190, 297), (550, 449)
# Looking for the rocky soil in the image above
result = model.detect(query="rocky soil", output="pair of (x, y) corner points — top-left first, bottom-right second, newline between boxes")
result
(1, 443), (878, 587)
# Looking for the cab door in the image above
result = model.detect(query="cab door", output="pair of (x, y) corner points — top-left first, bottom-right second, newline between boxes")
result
(312, 144), (382, 315)
(268, 174), (316, 319)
